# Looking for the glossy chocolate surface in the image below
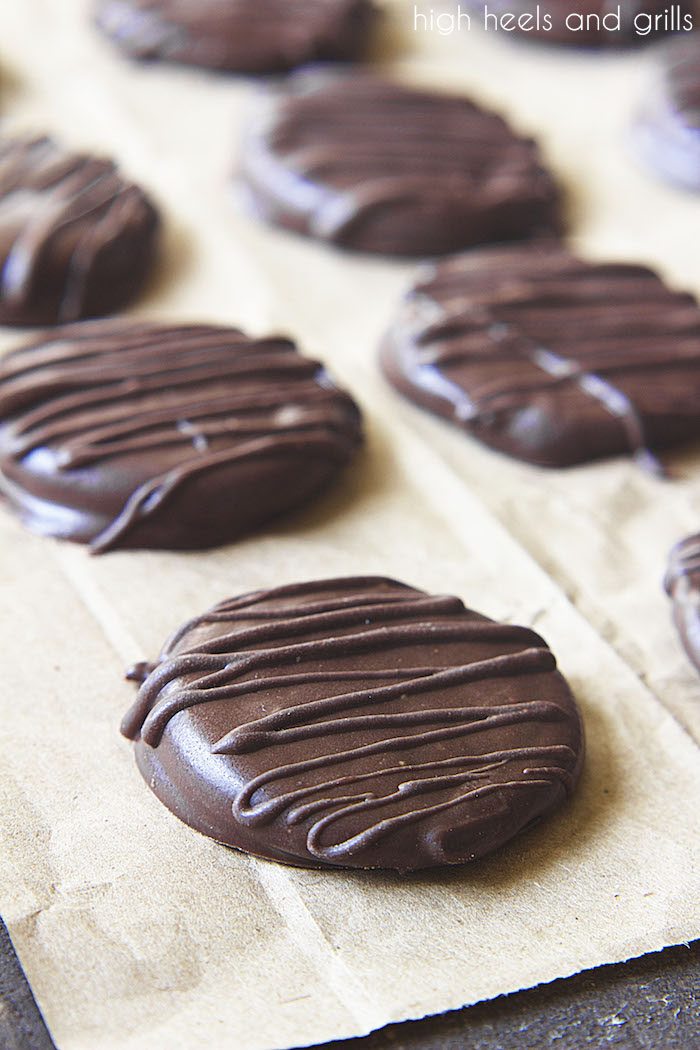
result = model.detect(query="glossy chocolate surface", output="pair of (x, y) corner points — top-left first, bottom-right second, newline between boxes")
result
(240, 71), (562, 257)
(380, 242), (700, 469)
(122, 577), (584, 871)
(636, 37), (700, 192)
(0, 321), (362, 551)
(96, 0), (376, 74)
(0, 137), (159, 327)
(666, 534), (700, 674)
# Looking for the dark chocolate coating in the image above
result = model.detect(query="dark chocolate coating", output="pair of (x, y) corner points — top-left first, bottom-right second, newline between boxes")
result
(0, 320), (362, 551)
(665, 534), (700, 674)
(239, 70), (562, 257)
(95, 0), (377, 74)
(380, 242), (700, 469)
(0, 137), (159, 327)
(635, 37), (700, 192)
(474, 1), (693, 46)
(122, 577), (584, 871)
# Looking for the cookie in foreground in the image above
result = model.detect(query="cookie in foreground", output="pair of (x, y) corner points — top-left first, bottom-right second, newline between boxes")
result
(666, 534), (700, 674)
(0, 136), (159, 326)
(95, 0), (377, 74)
(0, 320), (362, 551)
(380, 242), (700, 470)
(634, 36), (700, 192)
(122, 577), (584, 871)
(239, 70), (561, 257)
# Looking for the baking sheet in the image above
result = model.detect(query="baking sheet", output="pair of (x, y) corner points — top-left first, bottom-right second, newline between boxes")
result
(1, 2), (700, 1049)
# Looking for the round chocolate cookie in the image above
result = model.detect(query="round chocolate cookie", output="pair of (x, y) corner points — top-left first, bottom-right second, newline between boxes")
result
(380, 242), (700, 469)
(666, 534), (700, 674)
(239, 71), (562, 257)
(474, 1), (693, 46)
(0, 137), (159, 327)
(635, 37), (700, 192)
(96, 0), (377, 74)
(122, 576), (584, 871)
(0, 321), (362, 551)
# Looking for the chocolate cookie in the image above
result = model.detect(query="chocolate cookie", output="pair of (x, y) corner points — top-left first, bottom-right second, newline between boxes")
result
(240, 71), (562, 257)
(635, 37), (700, 192)
(96, 0), (376, 74)
(0, 321), (362, 551)
(0, 137), (159, 327)
(380, 242), (700, 469)
(476, 1), (693, 46)
(665, 534), (700, 673)
(122, 576), (584, 871)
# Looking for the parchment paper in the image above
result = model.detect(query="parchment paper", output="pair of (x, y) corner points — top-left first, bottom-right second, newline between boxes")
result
(1, 3), (699, 1049)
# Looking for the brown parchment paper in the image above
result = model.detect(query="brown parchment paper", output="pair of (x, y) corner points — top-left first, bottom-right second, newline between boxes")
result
(1, 3), (699, 1049)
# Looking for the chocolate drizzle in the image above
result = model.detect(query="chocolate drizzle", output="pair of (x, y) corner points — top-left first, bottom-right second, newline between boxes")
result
(0, 321), (362, 551)
(666, 533), (700, 674)
(380, 243), (700, 469)
(0, 137), (159, 326)
(123, 577), (584, 870)
(96, 0), (376, 74)
(241, 72), (561, 256)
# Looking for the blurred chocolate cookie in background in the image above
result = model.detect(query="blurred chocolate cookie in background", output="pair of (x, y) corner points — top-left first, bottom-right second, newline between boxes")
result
(0, 136), (159, 327)
(380, 242), (700, 469)
(635, 36), (700, 192)
(666, 534), (700, 674)
(240, 70), (562, 256)
(95, 0), (377, 74)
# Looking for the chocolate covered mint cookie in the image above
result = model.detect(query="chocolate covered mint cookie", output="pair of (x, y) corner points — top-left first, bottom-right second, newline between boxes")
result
(123, 576), (584, 870)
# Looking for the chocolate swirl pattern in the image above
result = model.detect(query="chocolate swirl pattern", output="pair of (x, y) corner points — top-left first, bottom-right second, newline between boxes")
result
(666, 534), (700, 674)
(0, 321), (362, 551)
(240, 71), (561, 257)
(96, 0), (376, 74)
(380, 242), (700, 469)
(0, 137), (159, 326)
(122, 577), (584, 870)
